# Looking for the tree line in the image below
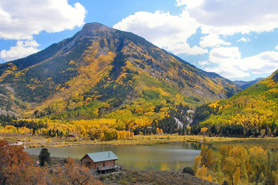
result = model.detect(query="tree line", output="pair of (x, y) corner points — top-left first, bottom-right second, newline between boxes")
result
(194, 145), (278, 185)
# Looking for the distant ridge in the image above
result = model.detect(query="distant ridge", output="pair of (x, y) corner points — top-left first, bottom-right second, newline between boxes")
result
(234, 77), (263, 90)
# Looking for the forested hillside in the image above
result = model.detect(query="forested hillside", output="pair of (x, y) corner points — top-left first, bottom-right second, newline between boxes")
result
(196, 70), (278, 137)
(0, 23), (240, 138)
(0, 23), (238, 119)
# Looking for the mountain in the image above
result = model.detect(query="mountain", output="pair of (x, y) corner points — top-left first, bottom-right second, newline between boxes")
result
(198, 69), (278, 136)
(0, 22), (239, 121)
(234, 78), (263, 90)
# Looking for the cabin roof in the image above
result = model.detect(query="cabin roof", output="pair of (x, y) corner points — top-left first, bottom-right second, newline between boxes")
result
(83, 151), (118, 162)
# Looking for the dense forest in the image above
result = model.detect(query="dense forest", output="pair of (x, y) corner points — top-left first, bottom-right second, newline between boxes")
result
(192, 70), (278, 137)
(1, 68), (278, 140)
(0, 103), (192, 141)
(194, 145), (278, 185)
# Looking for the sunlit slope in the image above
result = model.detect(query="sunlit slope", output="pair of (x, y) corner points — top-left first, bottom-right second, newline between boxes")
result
(0, 23), (239, 119)
(201, 70), (278, 128)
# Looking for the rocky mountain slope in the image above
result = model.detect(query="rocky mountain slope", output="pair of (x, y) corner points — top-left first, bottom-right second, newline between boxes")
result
(0, 23), (239, 120)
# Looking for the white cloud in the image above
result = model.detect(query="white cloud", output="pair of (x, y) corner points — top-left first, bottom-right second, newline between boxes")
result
(199, 34), (231, 48)
(176, 0), (187, 7)
(205, 65), (250, 79)
(275, 45), (278, 50)
(113, 0), (278, 78)
(176, 0), (203, 8)
(0, 40), (40, 62)
(0, 0), (86, 40)
(184, 0), (278, 35)
(115, 0), (278, 56)
(205, 47), (249, 78)
(241, 51), (278, 74)
(0, 0), (86, 62)
(165, 42), (207, 55)
(237, 37), (250, 43)
(199, 60), (209, 66)
(209, 47), (241, 64)
(204, 47), (278, 78)
(114, 11), (207, 55)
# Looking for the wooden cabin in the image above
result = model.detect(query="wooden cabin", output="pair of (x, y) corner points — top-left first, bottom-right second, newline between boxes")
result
(80, 151), (120, 172)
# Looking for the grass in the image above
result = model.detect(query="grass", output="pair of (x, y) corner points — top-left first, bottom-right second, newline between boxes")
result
(0, 133), (213, 148)
(97, 168), (216, 185)
(208, 137), (278, 150)
(1, 133), (278, 150)
(2, 133), (200, 148)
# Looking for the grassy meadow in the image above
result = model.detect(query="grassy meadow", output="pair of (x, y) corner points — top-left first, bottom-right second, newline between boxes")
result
(2, 132), (278, 150)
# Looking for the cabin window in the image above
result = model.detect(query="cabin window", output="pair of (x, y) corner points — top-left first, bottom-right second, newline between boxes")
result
(103, 162), (105, 167)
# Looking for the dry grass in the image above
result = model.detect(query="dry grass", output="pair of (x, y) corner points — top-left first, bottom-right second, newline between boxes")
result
(209, 137), (278, 150)
(1, 133), (278, 150)
(98, 168), (217, 185)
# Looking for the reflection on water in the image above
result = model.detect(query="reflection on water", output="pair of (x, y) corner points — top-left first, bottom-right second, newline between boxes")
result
(26, 143), (201, 171)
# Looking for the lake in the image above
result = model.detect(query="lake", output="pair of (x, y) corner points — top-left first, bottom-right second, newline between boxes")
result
(26, 143), (201, 171)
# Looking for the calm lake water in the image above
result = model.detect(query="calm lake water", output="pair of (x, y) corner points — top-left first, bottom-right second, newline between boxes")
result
(26, 143), (201, 171)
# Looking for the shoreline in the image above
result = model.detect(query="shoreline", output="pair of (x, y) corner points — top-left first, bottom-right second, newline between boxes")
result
(29, 155), (216, 185)
(2, 133), (278, 150)
(2, 134), (207, 148)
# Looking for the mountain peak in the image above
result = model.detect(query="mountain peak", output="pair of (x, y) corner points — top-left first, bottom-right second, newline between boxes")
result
(80, 22), (111, 34)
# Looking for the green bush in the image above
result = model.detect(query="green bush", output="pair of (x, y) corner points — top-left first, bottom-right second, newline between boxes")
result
(39, 148), (51, 166)
(182, 167), (195, 176)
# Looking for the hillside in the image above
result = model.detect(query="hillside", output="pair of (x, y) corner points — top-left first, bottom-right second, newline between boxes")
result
(198, 69), (278, 136)
(0, 23), (239, 119)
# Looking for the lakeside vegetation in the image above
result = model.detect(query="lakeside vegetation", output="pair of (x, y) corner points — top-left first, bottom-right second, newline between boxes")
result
(0, 139), (215, 185)
(4, 134), (278, 185)
(0, 140), (102, 185)
(3, 131), (278, 152)
(0, 133), (211, 148)
(194, 145), (278, 185)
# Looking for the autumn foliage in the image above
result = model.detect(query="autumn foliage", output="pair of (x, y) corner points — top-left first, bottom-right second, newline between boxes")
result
(197, 70), (278, 137)
(0, 140), (44, 184)
(0, 140), (101, 185)
(194, 145), (278, 185)
(47, 158), (101, 185)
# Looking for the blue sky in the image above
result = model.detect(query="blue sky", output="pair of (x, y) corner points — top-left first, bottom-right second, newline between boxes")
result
(1, 0), (278, 81)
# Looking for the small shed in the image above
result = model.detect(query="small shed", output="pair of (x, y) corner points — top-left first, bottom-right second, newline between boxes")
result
(80, 151), (119, 172)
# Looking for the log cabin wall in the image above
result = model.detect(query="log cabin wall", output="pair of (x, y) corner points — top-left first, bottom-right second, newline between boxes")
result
(81, 156), (116, 170)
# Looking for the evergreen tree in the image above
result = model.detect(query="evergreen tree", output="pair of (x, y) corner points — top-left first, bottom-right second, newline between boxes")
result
(39, 148), (51, 166)
(183, 167), (195, 176)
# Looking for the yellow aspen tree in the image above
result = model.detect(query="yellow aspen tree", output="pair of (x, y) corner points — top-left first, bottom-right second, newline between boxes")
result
(197, 165), (208, 179)
(100, 133), (105, 141)
(233, 167), (241, 185)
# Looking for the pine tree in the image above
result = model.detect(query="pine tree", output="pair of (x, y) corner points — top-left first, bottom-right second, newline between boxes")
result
(39, 148), (51, 166)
